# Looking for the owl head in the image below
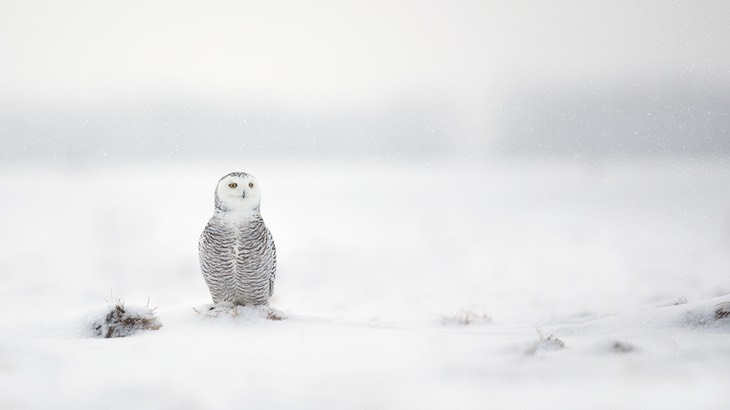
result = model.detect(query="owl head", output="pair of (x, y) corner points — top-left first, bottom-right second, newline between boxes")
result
(214, 172), (263, 217)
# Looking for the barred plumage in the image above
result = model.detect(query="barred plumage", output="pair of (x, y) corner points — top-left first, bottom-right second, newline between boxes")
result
(199, 172), (276, 306)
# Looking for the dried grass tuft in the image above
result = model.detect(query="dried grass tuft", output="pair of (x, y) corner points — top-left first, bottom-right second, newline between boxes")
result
(525, 329), (565, 355)
(91, 301), (162, 338)
(611, 341), (635, 353)
(715, 302), (730, 320)
(441, 309), (491, 326)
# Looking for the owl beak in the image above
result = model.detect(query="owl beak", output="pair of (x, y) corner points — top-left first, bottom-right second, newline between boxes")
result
(241, 191), (246, 199)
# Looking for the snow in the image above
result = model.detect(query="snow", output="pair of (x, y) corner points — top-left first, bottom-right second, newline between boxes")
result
(1, 158), (730, 409)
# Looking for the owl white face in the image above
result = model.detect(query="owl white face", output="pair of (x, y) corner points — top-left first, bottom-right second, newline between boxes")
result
(215, 173), (262, 214)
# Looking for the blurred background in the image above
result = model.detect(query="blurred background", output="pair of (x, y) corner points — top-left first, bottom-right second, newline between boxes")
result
(2, 0), (728, 162)
(1, 0), (729, 323)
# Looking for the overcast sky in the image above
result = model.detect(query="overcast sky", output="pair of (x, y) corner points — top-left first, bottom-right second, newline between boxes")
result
(2, 1), (727, 107)
(1, 1), (728, 161)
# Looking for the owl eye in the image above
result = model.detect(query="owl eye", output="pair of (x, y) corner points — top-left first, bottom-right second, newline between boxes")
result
(228, 183), (238, 188)
(248, 182), (254, 188)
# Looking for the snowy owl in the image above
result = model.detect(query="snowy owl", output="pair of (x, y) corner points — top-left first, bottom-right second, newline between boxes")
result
(199, 172), (276, 306)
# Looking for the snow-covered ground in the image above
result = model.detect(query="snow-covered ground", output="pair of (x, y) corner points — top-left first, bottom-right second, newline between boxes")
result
(1, 158), (729, 409)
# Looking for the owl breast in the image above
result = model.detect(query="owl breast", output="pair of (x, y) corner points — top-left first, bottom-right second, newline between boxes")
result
(199, 216), (276, 306)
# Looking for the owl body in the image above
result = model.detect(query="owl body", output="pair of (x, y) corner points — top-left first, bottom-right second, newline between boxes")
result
(199, 172), (276, 306)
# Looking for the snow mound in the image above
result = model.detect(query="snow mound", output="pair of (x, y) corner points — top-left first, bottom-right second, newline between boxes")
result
(553, 295), (730, 336)
(672, 298), (730, 329)
(192, 302), (287, 321)
(88, 303), (162, 338)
